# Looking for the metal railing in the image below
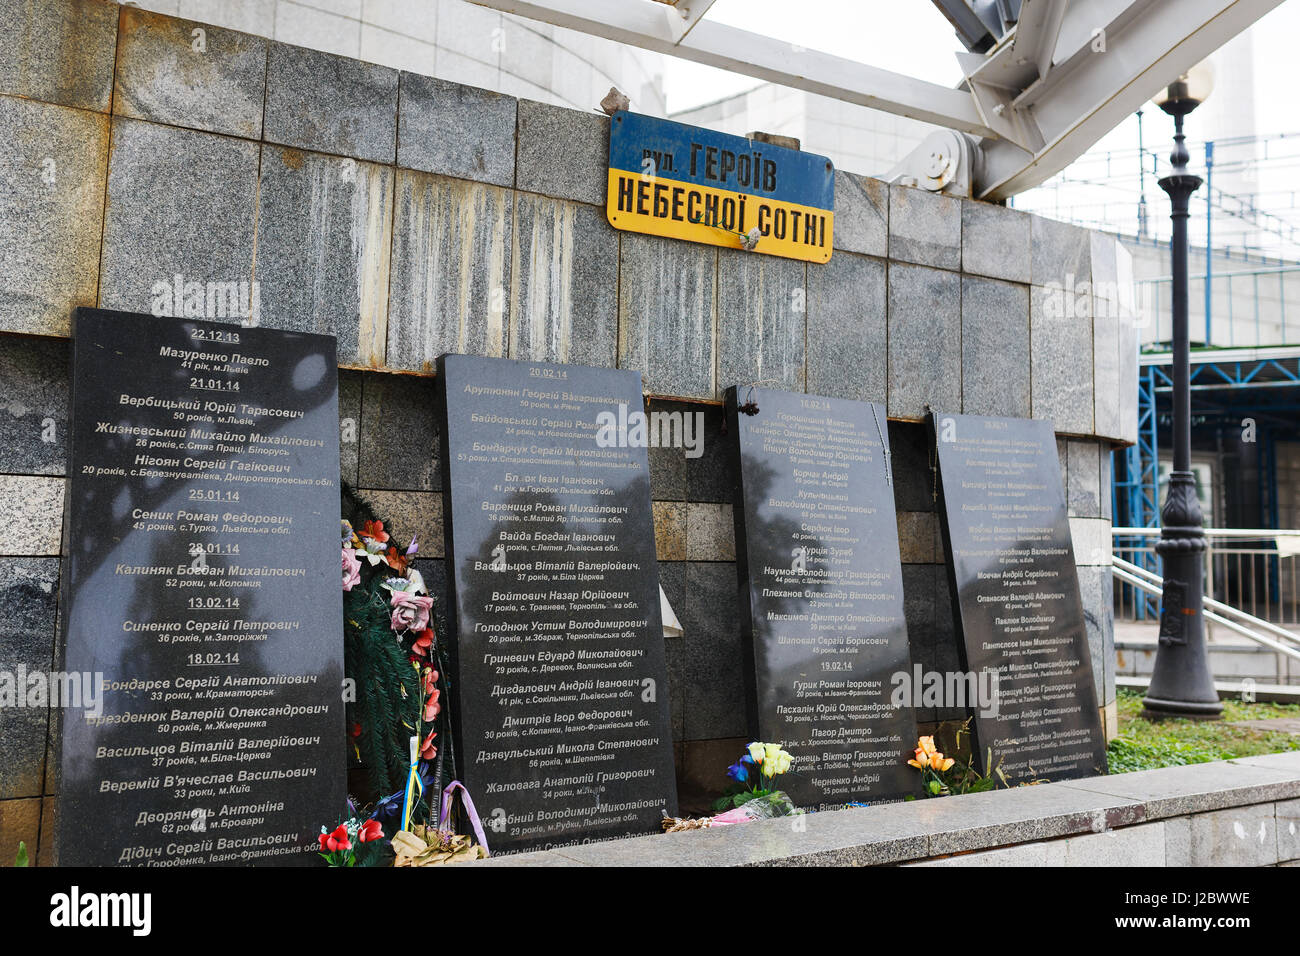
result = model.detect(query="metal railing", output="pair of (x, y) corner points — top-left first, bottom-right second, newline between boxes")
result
(1112, 527), (1300, 627)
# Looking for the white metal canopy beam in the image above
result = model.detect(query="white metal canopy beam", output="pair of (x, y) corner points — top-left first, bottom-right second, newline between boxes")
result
(473, 0), (1283, 199)
(469, 0), (997, 137)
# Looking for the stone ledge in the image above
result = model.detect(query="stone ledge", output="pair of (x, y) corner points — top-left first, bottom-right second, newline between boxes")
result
(480, 753), (1300, 866)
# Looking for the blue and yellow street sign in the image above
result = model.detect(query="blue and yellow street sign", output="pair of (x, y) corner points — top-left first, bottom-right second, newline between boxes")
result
(606, 111), (835, 264)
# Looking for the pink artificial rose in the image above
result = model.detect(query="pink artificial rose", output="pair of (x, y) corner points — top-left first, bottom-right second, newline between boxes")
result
(342, 548), (362, 591)
(390, 591), (433, 633)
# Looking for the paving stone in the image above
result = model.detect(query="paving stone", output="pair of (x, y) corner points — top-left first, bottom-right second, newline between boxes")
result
(254, 146), (394, 366)
(510, 195), (618, 367)
(889, 185), (960, 271)
(887, 262), (960, 420)
(961, 199), (1030, 282)
(357, 372), (439, 490)
(1030, 283), (1093, 435)
(0, 477), (62, 556)
(681, 561), (745, 740)
(1067, 440), (1101, 517)
(99, 118), (258, 317)
(0, 0), (117, 111)
(0, 558), (59, 800)
(264, 41), (398, 164)
(686, 502), (735, 562)
(1031, 213), (1091, 289)
(114, 6), (268, 138)
(386, 170), (512, 371)
(617, 235), (716, 400)
(832, 171), (887, 257)
(0, 333), (68, 476)
(716, 249), (806, 398)
(961, 275), (1029, 417)
(517, 99), (608, 205)
(807, 251), (886, 403)
(398, 73), (517, 187)
(0, 97), (108, 336)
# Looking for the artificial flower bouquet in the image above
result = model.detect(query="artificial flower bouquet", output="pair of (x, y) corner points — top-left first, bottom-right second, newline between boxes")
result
(906, 720), (1010, 797)
(318, 812), (385, 867)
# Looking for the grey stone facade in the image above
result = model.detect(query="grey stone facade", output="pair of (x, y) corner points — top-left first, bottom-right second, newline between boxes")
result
(0, 0), (1137, 859)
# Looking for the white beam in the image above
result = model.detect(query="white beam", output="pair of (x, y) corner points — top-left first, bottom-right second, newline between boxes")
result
(470, 0), (997, 137)
(665, 0), (718, 44)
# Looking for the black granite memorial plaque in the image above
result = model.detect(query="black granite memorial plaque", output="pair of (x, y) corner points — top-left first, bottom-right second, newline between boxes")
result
(57, 308), (345, 866)
(929, 411), (1108, 782)
(726, 386), (918, 809)
(435, 354), (677, 853)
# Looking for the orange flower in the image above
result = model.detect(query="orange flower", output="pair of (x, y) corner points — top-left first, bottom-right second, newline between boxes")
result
(384, 546), (410, 574)
(907, 748), (929, 770)
(917, 735), (938, 757)
(360, 520), (389, 544)
(929, 752), (956, 772)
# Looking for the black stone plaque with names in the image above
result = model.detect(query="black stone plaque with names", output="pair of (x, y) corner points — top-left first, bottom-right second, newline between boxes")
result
(58, 308), (345, 866)
(435, 353), (677, 853)
(726, 386), (918, 809)
(929, 411), (1108, 782)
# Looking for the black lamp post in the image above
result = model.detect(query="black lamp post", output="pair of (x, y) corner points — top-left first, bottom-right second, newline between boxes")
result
(1143, 64), (1222, 721)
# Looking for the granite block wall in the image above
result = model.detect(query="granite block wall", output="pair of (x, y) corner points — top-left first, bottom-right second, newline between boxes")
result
(0, 0), (1136, 850)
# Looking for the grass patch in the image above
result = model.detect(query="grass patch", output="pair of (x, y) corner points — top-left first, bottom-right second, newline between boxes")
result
(1106, 689), (1300, 774)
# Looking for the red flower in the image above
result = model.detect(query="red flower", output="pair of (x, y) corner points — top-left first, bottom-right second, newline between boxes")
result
(384, 546), (410, 575)
(360, 520), (389, 544)
(318, 824), (351, 853)
(423, 688), (441, 722)
(358, 819), (383, 843)
(421, 666), (439, 694)
(350, 722), (362, 738)
(411, 629), (434, 659)
(420, 730), (438, 761)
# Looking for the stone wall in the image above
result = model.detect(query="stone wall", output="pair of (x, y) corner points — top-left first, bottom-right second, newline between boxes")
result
(0, 0), (1134, 859)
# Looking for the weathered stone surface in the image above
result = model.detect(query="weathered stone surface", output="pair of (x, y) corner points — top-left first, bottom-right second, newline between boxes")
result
(264, 42), (398, 164)
(887, 263), (960, 419)
(517, 99), (608, 205)
(99, 118), (258, 316)
(646, 399), (689, 500)
(357, 372), (439, 490)
(1100, 445), (1113, 521)
(1070, 517), (1111, 567)
(832, 172), (887, 257)
(1093, 297), (1123, 440)
(1031, 214), (1091, 289)
(716, 250), (805, 398)
(510, 195), (618, 367)
(114, 7), (267, 138)
(338, 369), (362, 488)
(961, 276), (1029, 417)
(0, 97), (108, 336)
(617, 235), (715, 400)
(1066, 757), (1300, 820)
(1077, 564), (1115, 705)
(653, 501), (687, 561)
(398, 73), (516, 187)
(1277, 798), (1300, 862)
(357, 490), (443, 558)
(961, 200), (1030, 282)
(897, 511), (938, 564)
(686, 502), (734, 562)
(254, 146), (393, 366)
(685, 403), (730, 504)
(807, 251), (886, 403)
(0, 335), (68, 476)
(681, 562), (745, 740)
(0, 0), (117, 111)
(889, 186), (960, 271)
(0, 559), (59, 800)
(386, 170), (511, 371)
(1067, 439), (1101, 517)
(1165, 802), (1279, 866)
(1030, 283), (1093, 434)
(0, 478), (62, 556)
(0, 798), (41, 863)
